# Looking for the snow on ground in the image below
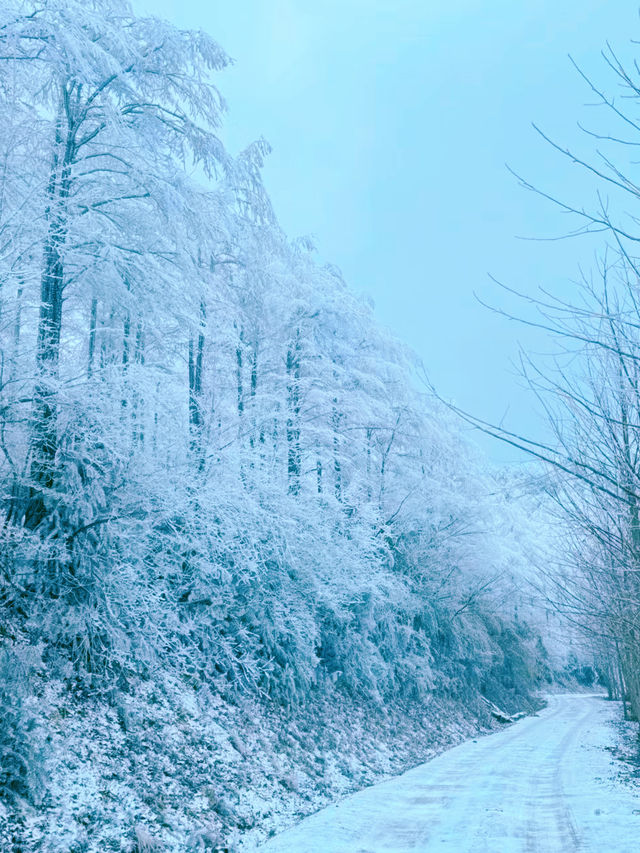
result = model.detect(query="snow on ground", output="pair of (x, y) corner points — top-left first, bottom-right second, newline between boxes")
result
(255, 694), (640, 852)
(2, 672), (502, 852)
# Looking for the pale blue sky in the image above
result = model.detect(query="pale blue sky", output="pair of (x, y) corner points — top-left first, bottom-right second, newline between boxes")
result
(135, 0), (636, 460)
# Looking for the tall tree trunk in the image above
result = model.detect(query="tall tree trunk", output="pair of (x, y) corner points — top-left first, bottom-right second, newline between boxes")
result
(236, 337), (244, 418)
(366, 427), (372, 501)
(87, 297), (98, 379)
(286, 335), (301, 495)
(26, 108), (75, 529)
(121, 308), (131, 411)
(249, 344), (258, 450)
(133, 320), (145, 446)
(332, 401), (342, 502)
(188, 301), (206, 456)
(10, 283), (23, 381)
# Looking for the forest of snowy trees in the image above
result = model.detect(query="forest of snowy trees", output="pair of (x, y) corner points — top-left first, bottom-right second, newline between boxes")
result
(0, 2), (604, 851)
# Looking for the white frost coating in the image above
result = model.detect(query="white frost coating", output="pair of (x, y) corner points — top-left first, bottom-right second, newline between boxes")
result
(257, 695), (640, 852)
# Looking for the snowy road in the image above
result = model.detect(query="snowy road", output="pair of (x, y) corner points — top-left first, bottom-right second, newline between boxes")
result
(257, 694), (640, 852)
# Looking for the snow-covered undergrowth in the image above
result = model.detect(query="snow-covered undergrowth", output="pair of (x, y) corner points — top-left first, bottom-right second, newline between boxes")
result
(2, 525), (555, 853)
(1, 631), (545, 853)
(0, 2), (571, 850)
(1, 456), (556, 852)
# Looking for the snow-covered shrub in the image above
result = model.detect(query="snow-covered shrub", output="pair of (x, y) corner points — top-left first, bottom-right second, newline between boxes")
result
(0, 644), (45, 805)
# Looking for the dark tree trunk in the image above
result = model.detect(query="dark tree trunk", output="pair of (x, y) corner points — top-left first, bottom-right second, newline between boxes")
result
(249, 345), (258, 449)
(236, 342), (244, 417)
(121, 308), (131, 410)
(332, 402), (342, 501)
(189, 301), (206, 455)
(133, 320), (145, 446)
(286, 335), (301, 495)
(87, 297), (98, 379)
(26, 110), (75, 529)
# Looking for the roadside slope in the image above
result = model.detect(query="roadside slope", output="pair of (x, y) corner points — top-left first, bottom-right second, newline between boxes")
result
(256, 695), (640, 853)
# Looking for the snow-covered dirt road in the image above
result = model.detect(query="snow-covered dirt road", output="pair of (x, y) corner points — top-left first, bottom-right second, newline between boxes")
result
(257, 694), (640, 852)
